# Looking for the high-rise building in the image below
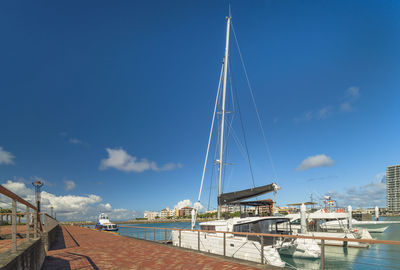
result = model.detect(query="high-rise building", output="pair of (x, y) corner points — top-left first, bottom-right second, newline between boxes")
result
(386, 165), (400, 212)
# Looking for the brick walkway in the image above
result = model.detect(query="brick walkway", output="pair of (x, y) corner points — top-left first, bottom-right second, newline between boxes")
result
(42, 226), (264, 270)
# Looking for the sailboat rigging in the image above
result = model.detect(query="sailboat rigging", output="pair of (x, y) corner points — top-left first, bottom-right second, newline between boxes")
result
(172, 12), (322, 267)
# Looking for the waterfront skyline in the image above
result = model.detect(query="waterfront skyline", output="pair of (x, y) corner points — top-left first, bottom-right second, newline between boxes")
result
(0, 1), (399, 220)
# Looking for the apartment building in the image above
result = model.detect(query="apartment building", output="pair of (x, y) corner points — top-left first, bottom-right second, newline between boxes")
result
(387, 165), (400, 212)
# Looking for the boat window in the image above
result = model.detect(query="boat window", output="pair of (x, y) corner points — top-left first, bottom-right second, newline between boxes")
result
(200, 225), (216, 231)
(290, 219), (301, 225)
(233, 223), (250, 233)
(258, 219), (277, 234)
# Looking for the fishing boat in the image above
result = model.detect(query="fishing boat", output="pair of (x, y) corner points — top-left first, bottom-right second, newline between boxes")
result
(172, 11), (320, 267)
(95, 213), (119, 231)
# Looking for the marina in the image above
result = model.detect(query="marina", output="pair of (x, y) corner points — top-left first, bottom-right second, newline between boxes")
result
(0, 1), (399, 269)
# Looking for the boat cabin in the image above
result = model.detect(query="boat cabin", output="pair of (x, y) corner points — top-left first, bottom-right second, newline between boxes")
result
(233, 217), (292, 245)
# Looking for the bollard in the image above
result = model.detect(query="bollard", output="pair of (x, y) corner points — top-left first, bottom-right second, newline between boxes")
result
(26, 206), (30, 241)
(223, 232), (226, 256)
(321, 239), (325, 270)
(12, 199), (17, 253)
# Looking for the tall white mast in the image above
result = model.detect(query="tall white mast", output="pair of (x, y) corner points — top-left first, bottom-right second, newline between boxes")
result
(217, 15), (231, 220)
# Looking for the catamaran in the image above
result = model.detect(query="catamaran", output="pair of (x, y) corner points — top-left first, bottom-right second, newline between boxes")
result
(172, 12), (320, 267)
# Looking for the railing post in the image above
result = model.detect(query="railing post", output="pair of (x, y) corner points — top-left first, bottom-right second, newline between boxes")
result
(154, 228), (156, 241)
(179, 230), (181, 247)
(165, 229), (167, 242)
(321, 239), (325, 270)
(198, 230), (200, 251)
(260, 234), (264, 264)
(137, 228), (139, 238)
(11, 199), (17, 253)
(144, 229), (147, 240)
(223, 232), (226, 256)
(26, 206), (30, 241)
(34, 210), (38, 238)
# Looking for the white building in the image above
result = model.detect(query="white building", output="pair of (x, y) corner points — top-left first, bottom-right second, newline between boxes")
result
(144, 211), (159, 220)
(387, 165), (400, 212)
(160, 206), (175, 218)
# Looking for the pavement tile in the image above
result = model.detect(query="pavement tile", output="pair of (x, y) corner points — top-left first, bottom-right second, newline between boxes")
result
(42, 225), (263, 270)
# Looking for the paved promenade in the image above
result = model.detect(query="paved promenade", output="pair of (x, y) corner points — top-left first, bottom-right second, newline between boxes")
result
(42, 226), (266, 270)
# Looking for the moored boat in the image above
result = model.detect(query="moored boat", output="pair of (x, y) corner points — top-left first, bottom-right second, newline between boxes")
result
(95, 213), (119, 231)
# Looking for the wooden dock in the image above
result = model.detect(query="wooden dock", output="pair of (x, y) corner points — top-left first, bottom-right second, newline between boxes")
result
(42, 225), (273, 269)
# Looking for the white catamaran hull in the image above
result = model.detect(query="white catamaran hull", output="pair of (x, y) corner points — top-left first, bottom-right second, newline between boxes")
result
(322, 219), (400, 233)
(172, 230), (285, 268)
(297, 230), (371, 248)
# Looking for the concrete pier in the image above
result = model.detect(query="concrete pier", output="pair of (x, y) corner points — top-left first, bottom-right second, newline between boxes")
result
(42, 226), (270, 269)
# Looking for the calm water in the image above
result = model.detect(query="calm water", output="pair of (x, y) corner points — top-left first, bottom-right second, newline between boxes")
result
(116, 218), (400, 270)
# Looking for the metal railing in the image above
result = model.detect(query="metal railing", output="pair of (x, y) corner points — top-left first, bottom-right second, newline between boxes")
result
(118, 225), (400, 269)
(0, 185), (41, 253)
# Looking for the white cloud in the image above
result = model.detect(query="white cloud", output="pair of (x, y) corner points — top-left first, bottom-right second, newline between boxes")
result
(69, 138), (83, 145)
(174, 199), (192, 210)
(64, 180), (76, 191)
(297, 154), (335, 171)
(1, 180), (136, 221)
(326, 180), (385, 208)
(0, 147), (15, 165)
(99, 148), (182, 173)
(174, 199), (204, 211)
(3, 180), (32, 197)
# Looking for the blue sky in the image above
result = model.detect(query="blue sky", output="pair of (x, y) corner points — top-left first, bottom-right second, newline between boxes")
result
(0, 0), (399, 220)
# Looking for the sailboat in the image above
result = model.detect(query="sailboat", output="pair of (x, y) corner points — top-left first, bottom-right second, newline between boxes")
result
(171, 12), (320, 267)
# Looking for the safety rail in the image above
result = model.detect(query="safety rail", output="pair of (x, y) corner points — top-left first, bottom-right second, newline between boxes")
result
(0, 185), (42, 253)
(118, 225), (400, 270)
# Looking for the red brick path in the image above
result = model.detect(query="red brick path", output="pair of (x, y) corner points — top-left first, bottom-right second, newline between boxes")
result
(42, 225), (262, 270)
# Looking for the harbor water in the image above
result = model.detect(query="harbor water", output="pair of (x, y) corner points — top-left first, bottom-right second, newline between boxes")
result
(117, 217), (400, 270)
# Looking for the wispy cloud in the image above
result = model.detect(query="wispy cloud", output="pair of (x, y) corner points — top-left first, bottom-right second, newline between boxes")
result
(325, 178), (385, 208)
(60, 132), (86, 145)
(340, 86), (360, 112)
(64, 180), (76, 191)
(69, 138), (83, 145)
(0, 147), (15, 165)
(297, 154), (335, 171)
(295, 87), (360, 122)
(99, 148), (183, 173)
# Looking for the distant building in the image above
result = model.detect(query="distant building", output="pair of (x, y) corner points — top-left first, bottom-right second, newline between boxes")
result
(387, 165), (400, 212)
(144, 211), (159, 220)
(178, 206), (193, 217)
(160, 206), (175, 218)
